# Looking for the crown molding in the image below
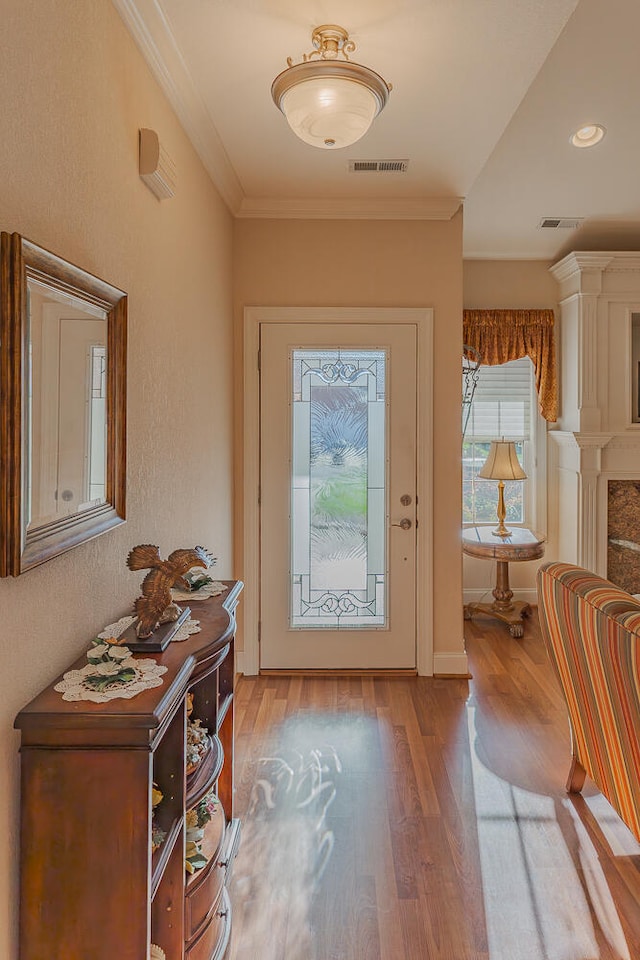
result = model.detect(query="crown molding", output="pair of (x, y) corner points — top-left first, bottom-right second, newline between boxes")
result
(549, 252), (615, 283)
(112, 0), (243, 214)
(605, 260), (640, 272)
(550, 250), (640, 282)
(236, 196), (463, 221)
(464, 252), (553, 261)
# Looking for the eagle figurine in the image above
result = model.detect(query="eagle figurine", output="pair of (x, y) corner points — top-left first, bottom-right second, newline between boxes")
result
(127, 544), (216, 639)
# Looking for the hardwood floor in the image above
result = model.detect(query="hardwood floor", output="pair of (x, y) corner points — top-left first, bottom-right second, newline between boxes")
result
(227, 613), (640, 959)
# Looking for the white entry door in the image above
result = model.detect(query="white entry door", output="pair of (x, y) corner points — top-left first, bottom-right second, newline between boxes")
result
(260, 322), (417, 670)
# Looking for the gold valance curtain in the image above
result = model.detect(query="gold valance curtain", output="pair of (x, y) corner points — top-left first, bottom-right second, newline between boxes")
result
(463, 309), (558, 422)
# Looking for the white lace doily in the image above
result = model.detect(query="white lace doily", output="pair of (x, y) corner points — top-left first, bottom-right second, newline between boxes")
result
(54, 655), (167, 703)
(171, 618), (201, 642)
(171, 580), (228, 602)
(98, 615), (137, 641)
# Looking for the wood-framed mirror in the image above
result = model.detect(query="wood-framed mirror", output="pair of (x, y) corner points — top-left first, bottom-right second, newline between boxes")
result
(0, 233), (127, 576)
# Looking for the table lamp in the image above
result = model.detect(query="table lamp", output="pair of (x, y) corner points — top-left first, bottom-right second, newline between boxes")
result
(478, 440), (527, 538)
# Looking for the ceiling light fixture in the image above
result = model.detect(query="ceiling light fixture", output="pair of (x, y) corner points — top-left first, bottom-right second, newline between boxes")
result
(570, 123), (606, 148)
(271, 25), (391, 150)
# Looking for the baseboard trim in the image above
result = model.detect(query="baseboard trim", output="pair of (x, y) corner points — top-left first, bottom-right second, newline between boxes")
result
(237, 649), (470, 678)
(433, 651), (470, 677)
(258, 668), (418, 677)
(235, 650), (247, 677)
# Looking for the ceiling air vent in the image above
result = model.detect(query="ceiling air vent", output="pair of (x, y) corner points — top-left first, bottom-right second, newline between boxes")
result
(349, 159), (409, 173)
(538, 217), (584, 229)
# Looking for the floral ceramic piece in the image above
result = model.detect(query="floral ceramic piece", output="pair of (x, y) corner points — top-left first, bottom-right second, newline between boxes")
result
(184, 568), (214, 592)
(186, 716), (209, 773)
(54, 638), (167, 703)
(151, 820), (166, 853)
(151, 780), (166, 854)
(151, 782), (163, 809)
(184, 790), (220, 873)
(185, 839), (208, 874)
(171, 568), (228, 602)
(195, 790), (219, 827)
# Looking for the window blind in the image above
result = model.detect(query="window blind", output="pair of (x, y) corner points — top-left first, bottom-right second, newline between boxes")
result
(465, 357), (532, 439)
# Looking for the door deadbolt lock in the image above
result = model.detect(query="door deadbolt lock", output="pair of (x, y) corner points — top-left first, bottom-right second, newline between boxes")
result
(391, 518), (412, 530)
(400, 494), (412, 506)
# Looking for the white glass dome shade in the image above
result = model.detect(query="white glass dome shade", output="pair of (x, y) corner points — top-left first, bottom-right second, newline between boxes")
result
(272, 60), (390, 149)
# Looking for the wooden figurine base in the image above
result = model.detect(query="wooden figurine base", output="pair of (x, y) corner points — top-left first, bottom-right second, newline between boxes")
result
(120, 605), (191, 652)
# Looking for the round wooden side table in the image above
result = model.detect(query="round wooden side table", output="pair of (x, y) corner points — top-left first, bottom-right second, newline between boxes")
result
(462, 525), (545, 637)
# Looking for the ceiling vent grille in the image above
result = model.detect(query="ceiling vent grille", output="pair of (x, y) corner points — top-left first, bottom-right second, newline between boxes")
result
(538, 217), (584, 229)
(349, 159), (409, 173)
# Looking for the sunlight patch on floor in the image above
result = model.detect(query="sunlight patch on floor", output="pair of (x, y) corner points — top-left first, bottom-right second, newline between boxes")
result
(583, 794), (640, 858)
(467, 705), (631, 960)
(563, 800), (633, 959)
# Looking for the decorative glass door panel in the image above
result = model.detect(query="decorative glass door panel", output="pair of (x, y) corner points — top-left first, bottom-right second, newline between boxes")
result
(260, 323), (417, 670)
(292, 350), (386, 627)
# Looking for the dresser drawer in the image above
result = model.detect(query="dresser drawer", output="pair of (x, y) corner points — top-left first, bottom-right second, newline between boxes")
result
(185, 857), (226, 940)
(186, 888), (231, 960)
(185, 803), (227, 939)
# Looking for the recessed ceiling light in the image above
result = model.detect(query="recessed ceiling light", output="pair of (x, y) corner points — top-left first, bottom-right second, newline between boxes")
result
(571, 123), (606, 148)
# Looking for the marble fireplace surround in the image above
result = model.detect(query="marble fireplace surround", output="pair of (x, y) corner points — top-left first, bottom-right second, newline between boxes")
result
(608, 480), (640, 594)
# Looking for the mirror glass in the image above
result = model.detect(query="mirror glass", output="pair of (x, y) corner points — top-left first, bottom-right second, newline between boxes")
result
(1, 233), (127, 576)
(26, 279), (108, 529)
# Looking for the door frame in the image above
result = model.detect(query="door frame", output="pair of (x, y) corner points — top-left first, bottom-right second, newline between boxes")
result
(241, 306), (434, 676)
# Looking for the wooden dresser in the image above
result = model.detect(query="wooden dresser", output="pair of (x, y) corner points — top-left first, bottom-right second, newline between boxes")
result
(15, 580), (242, 960)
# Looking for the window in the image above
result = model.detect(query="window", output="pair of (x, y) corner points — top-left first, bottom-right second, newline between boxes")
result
(463, 357), (537, 526)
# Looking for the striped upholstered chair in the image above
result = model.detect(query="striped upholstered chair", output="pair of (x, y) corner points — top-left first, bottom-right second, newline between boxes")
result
(537, 561), (640, 842)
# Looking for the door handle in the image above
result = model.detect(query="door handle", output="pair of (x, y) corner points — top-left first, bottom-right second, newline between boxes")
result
(391, 518), (412, 530)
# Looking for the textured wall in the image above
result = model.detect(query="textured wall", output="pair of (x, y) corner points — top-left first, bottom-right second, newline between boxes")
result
(463, 258), (557, 308)
(0, 3), (234, 957)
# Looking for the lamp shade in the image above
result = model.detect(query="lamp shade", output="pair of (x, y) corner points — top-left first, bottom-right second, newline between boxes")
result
(478, 440), (527, 481)
(272, 60), (389, 149)
(271, 26), (390, 150)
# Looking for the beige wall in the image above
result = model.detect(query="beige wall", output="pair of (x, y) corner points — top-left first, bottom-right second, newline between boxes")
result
(233, 214), (465, 667)
(0, 4), (234, 957)
(463, 258), (557, 308)
(462, 259), (558, 599)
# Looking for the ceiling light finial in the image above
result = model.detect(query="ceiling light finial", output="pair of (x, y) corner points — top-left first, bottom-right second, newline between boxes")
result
(271, 25), (391, 150)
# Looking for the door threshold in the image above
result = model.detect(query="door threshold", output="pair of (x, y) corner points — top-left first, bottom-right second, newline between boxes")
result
(259, 668), (418, 677)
